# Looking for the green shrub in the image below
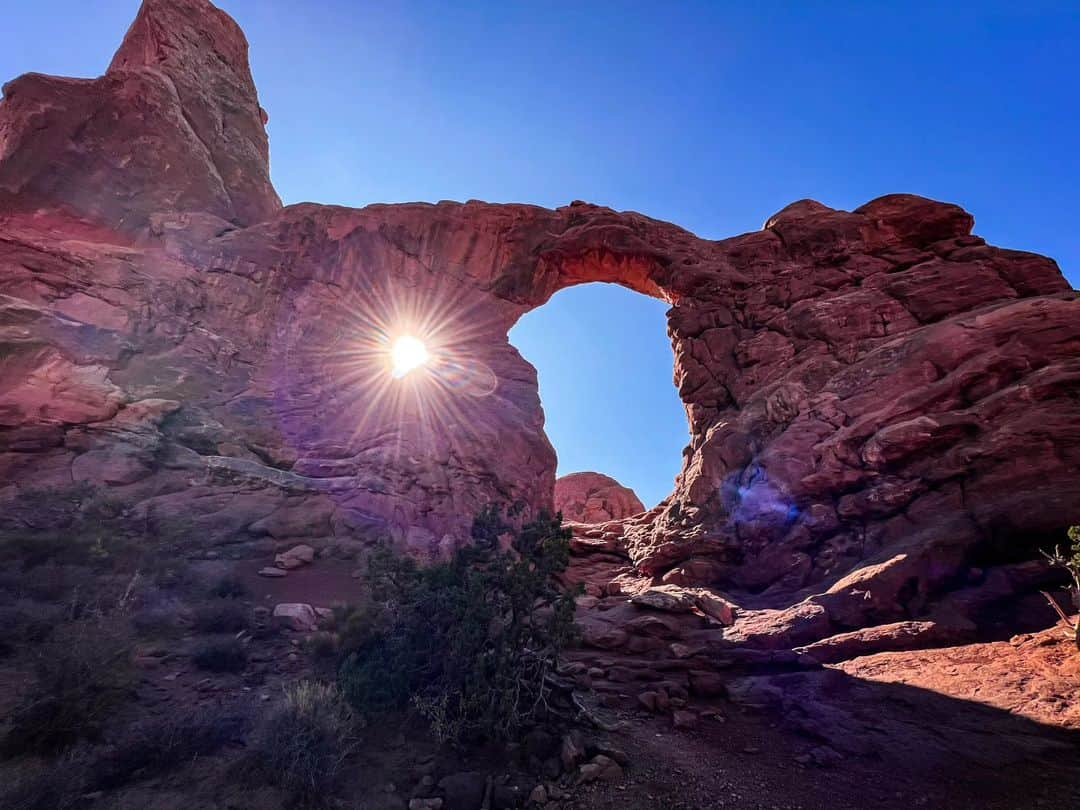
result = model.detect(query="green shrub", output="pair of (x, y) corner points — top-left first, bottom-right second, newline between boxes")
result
(338, 506), (578, 743)
(17, 564), (96, 604)
(192, 637), (248, 672)
(0, 485), (126, 571)
(131, 600), (186, 638)
(2, 618), (135, 755)
(142, 554), (197, 592)
(96, 707), (247, 789)
(209, 575), (250, 600)
(192, 599), (249, 633)
(0, 485), (196, 594)
(0, 601), (61, 653)
(249, 681), (357, 806)
(304, 631), (338, 661)
(0, 748), (92, 810)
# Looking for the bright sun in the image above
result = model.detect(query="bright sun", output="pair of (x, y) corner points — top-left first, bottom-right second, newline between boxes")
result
(390, 335), (429, 379)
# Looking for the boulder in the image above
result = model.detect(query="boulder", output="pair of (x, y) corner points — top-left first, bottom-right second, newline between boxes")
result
(672, 709), (699, 730)
(630, 585), (697, 613)
(693, 590), (737, 625)
(576, 754), (624, 783)
(555, 472), (646, 523)
(272, 603), (317, 632)
(274, 544), (316, 570)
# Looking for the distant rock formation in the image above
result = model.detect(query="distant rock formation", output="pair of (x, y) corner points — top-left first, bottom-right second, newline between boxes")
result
(555, 472), (646, 524)
(1, 0), (1078, 648)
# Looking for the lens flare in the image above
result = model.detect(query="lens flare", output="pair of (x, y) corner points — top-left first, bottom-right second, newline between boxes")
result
(273, 274), (505, 495)
(390, 335), (429, 378)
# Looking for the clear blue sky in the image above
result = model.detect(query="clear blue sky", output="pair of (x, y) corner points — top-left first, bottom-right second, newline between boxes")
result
(3, 1), (1078, 507)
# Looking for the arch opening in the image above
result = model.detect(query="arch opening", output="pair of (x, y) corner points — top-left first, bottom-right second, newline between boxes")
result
(509, 281), (688, 519)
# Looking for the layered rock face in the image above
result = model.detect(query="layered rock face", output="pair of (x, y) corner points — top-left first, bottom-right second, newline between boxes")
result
(1, 0), (1078, 636)
(555, 472), (646, 524)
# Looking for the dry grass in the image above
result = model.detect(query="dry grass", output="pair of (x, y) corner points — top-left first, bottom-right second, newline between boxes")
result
(2, 617), (135, 756)
(249, 681), (359, 806)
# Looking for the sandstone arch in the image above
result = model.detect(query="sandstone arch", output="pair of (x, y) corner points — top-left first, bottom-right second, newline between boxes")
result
(1, 0), (1078, 648)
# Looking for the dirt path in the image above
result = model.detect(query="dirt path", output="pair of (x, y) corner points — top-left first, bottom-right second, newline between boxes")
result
(235, 558), (362, 606)
(562, 695), (1078, 810)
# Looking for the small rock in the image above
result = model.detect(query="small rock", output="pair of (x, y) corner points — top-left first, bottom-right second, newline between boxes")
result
(637, 691), (659, 713)
(693, 590), (737, 625)
(669, 643), (701, 659)
(528, 784), (547, 804)
(437, 771), (485, 810)
(629, 585), (696, 613)
(273, 603), (318, 631)
(688, 669), (727, 697)
(275, 543), (316, 569)
(592, 744), (630, 766)
(672, 709), (698, 730)
(560, 731), (586, 772)
(577, 754), (624, 784)
(408, 800), (443, 810)
(808, 745), (841, 767)
(655, 689), (671, 712)
(258, 567), (287, 578)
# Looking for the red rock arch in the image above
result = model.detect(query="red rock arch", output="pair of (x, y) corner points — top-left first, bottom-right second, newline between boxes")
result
(1, 0), (1078, 641)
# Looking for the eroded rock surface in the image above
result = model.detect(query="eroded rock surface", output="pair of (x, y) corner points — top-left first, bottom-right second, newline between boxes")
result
(1, 0), (1078, 652)
(555, 472), (646, 524)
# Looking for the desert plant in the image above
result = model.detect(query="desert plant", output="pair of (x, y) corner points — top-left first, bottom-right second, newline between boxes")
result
(304, 631), (338, 661)
(192, 599), (249, 633)
(338, 505), (578, 743)
(191, 637), (248, 672)
(2, 617), (135, 755)
(0, 484), (127, 571)
(209, 574), (250, 600)
(0, 601), (62, 653)
(96, 706), (247, 789)
(1042, 525), (1080, 650)
(142, 553), (197, 592)
(131, 599), (186, 639)
(0, 747), (93, 810)
(0, 485), (198, 597)
(249, 681), (358, 806)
